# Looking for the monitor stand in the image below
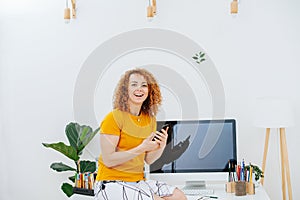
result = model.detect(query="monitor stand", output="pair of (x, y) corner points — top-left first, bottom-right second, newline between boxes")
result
(183, 180), (206, 189)
(181, 180), (214, 196)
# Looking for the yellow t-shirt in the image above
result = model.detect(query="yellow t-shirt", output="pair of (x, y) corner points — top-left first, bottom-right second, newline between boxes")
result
(96, 109), (156, 182)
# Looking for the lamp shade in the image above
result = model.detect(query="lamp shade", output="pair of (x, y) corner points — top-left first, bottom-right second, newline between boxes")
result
(254, 97), (294, 128)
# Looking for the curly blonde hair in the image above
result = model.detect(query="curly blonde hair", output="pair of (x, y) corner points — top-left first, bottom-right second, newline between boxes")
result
(113, 68), (162, 116)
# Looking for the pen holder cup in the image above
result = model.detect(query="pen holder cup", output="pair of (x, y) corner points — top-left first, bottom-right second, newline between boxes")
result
(246, 182), (255, 195)
(225, 182), (236, 193)
(235, 181), (246, 196)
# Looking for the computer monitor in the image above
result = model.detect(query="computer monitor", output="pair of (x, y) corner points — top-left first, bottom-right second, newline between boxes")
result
(149, 119), (237, 186)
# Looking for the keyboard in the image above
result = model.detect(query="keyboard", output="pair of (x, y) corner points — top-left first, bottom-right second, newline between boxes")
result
(181, 188), (214, 196)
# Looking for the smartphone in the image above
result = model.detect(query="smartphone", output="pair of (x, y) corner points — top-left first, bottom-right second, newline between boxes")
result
(152, 124), (169, 141)
(159, 124), (169, 133)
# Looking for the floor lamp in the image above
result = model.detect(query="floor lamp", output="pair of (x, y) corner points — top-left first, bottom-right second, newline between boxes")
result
(254, 97), (294, 200)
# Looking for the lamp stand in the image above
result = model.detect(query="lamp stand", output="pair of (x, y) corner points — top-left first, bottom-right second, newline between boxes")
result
(261, 128), (293, 200)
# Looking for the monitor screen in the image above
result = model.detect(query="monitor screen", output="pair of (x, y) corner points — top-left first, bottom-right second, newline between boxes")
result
(150, 119), (237, 174)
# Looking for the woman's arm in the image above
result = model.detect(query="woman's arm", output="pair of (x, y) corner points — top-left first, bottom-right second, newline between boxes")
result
(100, 133), (159, 168)
(144, 128), (168, 164)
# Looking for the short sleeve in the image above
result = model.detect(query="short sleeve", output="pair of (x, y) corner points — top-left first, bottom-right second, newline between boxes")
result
(100, 112), (121, 136)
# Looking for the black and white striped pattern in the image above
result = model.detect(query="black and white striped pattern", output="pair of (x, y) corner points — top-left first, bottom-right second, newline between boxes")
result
(94, 180), (175, 200)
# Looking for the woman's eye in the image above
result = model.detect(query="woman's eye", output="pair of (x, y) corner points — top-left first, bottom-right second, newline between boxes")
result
(142, 84), (148, 87)
(131, 83), (137, 87)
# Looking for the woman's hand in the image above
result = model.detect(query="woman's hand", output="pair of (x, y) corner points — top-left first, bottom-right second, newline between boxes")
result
(152, 127), (168, 149)
(144, 127), (169, 164)
(140, 132), (160, 152)
(101, 133), (155, 168)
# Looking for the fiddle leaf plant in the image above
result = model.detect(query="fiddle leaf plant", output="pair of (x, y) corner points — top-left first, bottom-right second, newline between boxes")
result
(42, 122), (99, 197)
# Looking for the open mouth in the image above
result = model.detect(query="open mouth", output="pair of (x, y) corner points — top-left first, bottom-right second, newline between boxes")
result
(134, 94), (144, 97)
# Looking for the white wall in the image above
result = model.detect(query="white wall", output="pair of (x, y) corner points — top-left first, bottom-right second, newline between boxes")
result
(1, 0), (300, 199)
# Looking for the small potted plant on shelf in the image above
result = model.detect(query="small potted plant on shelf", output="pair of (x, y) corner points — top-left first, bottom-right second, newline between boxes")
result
(42, 122), (99, 197)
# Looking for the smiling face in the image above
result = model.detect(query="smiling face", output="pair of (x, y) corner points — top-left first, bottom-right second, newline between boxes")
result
(113, 68), (162, 116)
(128, 73), (149, 108)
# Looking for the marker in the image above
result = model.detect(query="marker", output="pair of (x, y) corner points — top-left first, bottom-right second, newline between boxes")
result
(228, 160), (231, 182)
(75, 173), (78, 187)
(76, 173), (81, 188)
(241, 159), (245, 181)
(237, 163), (241, 181)
(249, 163), (253, 184)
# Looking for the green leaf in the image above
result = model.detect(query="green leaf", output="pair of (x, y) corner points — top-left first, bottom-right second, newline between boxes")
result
(65, 122), (80, 150)
(76, 125), (90, 150)
(78, 126), (92, 147)
(78, 127), (100, 153)
(200, 52), (205, 57)
(50, 162), (76, 172)
(69, 175), (75, 183)
(192, 56), (198, 60)
(79, 160), (96, 173)
(65, 123), (99, 155)
(200, 58), (206, 62)
(61, 183), (74, 197)
(245, 164), (264, 181)
(79, 127), (89, 141)
(42, 142), (79, 161)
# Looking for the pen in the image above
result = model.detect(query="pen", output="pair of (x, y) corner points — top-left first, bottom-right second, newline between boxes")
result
(205, 196), (218, 199)
(197, 196), (218, 199)
(249, 163), (253, 184)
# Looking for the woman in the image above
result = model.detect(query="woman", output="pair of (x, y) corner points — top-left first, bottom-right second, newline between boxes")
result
(94, 68), (187, 200)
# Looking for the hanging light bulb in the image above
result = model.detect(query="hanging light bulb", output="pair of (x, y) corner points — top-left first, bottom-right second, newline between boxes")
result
(64, 0), (71, 23)
(152, 0), (157, 15)
(147, 0), (154, 21)
(71, 0), (76, 19)
(231, 0), (238, 14)
(147, 6), (154, 18)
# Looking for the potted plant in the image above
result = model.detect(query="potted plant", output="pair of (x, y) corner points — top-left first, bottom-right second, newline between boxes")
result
(42, 122), (99, 197)
(245, 164), (264, 183)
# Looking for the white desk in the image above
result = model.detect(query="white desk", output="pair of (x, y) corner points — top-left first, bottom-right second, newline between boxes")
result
(182, 184), (270, 200)
(149, 174), (270, 200)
